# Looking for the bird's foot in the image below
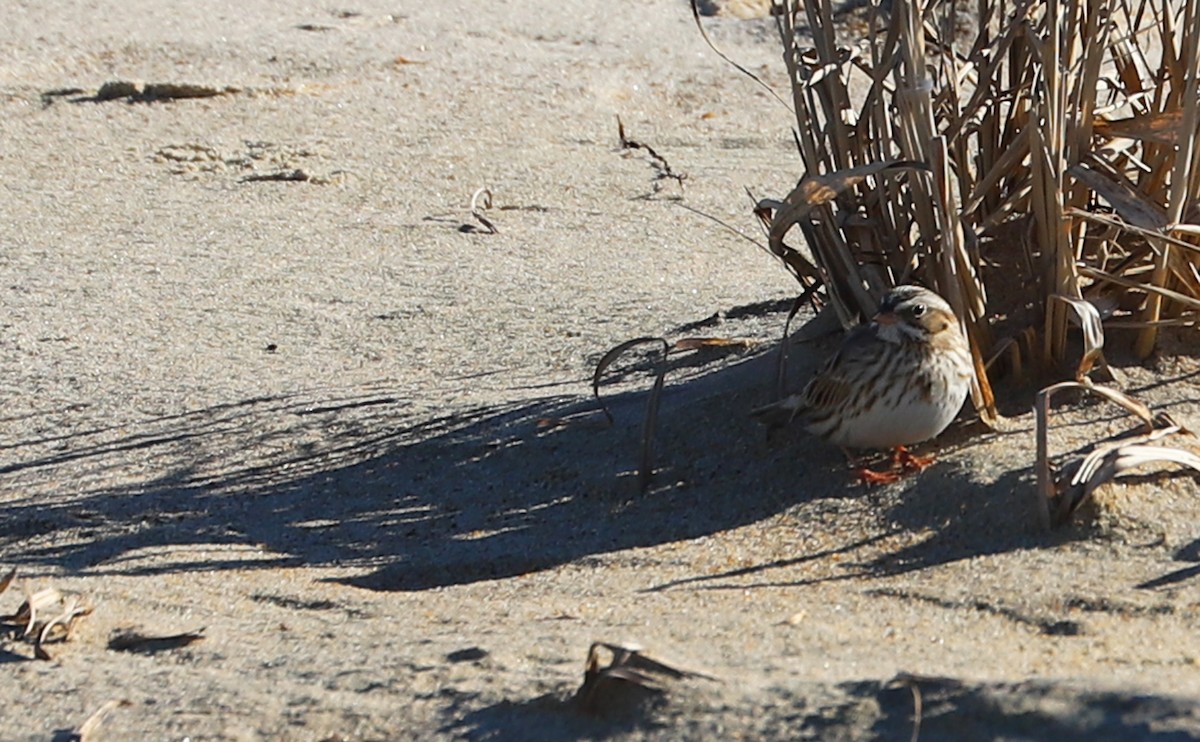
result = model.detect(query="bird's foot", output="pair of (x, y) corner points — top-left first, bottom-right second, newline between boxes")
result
(847, 446), (935, 486)
(854, 467), (903, 486)
(892, 445), (935, 473)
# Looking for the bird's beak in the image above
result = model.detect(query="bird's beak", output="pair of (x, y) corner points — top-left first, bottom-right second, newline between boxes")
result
(874, 311), (899, 326)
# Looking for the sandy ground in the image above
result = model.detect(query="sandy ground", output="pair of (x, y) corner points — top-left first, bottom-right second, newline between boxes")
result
(3, 1), (1200, 739)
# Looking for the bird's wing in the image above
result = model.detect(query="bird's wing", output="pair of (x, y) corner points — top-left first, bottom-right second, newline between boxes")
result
(800, 324), (880, 414)
(751, 324), (882, 427)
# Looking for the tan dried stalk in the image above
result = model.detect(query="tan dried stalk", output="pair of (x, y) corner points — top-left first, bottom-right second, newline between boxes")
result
(765, 0), (1200, 413)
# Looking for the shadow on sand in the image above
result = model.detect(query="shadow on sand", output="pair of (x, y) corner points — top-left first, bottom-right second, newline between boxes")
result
(0, 318), (1114, 594)
(7, 318), (1200, 738)
(444, 673), (1200, 741)
(4, 331), (1060, 595)
(1, 334), (1060, 592)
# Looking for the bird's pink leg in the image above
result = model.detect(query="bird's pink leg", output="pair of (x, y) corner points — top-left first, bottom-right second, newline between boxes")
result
(844, 446), (934, 486)
(892, 445), (936, 472)
(842, 448), (903, 486)
(854, 467), (903, 486)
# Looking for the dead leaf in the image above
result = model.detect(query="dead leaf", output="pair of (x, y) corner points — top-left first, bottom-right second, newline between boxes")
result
(1050, 295), (1105, 379)
(1093, 110), (1185, 146)
(107, 627), (207, 654)
(1, 582), (93, 661)
(469, 187), (498, 234)
(670, 337), (755, 351)
(768, 160), (931, 241)
(36, 593), (95, 659)
(1037, 373), (1197, 527)
(240, 169), (309, 183)
(12, 587), (63, 636)
(141, 82), (239, 100)
(1056, 439), (1200, 525)
(1067, 163), (1168, 230)
(574, 641), (717, 716)
(74, 700), (133, 742)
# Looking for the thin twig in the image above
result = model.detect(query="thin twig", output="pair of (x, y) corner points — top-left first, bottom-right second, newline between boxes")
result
(617, 117), (687, 191)
(688, 0), (792, 111)
(674, 202), (768, 251)
(908, 680), (923, 742)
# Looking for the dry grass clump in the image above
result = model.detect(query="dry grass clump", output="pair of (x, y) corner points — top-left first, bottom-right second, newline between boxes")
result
(758, 0), (1200, 424)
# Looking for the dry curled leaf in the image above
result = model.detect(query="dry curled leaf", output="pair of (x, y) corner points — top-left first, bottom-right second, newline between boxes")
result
(1054, 423), (1200, 525)
(1067, 163), (1168, 230)
(591, 337), (670, 425)
(141, 82), (239, 100)
(1037, 376), (1199, 527)
(74, 699), (133, 742)
(240, 169), (309, 183)
(759, 160), (930, 278)
(592, 337), (669, 492)
(1050, 294), (1106, 380)
(108, 627), (207, 654)
(670, 337), (755, 352)
(12, 587), (64, 637)
(469, 187), (498, 234)
(574, 641), (717, 716)
(887, 673), (932, 742)
(36, 594), (95, 659)
(1, 579), (93, 661)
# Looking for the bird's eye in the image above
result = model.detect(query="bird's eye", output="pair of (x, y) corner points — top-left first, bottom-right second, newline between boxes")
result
(910, 304), (926, 318)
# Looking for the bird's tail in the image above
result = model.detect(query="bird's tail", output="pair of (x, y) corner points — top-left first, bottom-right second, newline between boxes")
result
(750, 395), (805, 429)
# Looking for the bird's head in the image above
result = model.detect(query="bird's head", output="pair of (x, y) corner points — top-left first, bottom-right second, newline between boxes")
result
(872, 285), (959, 344)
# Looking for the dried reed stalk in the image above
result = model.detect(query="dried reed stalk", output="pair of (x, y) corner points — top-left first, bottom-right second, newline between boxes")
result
(764, 0), (1200, 415)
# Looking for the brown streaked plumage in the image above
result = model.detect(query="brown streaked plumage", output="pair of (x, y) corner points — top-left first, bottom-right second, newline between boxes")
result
(753, 285), (973, 466)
